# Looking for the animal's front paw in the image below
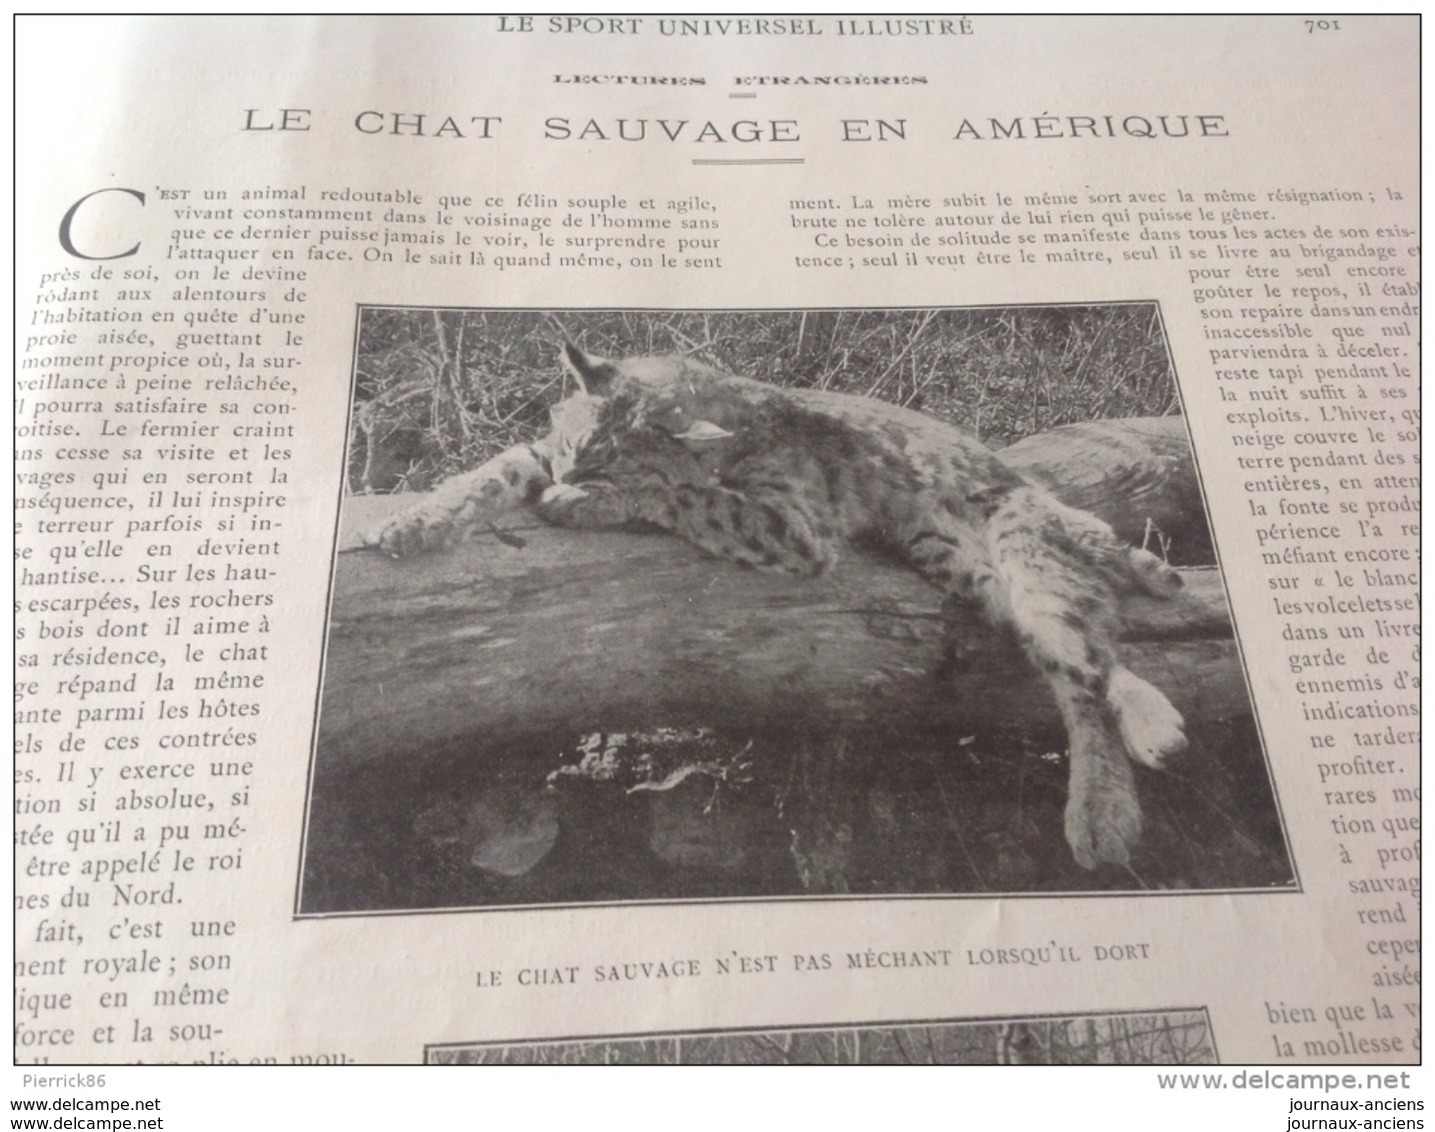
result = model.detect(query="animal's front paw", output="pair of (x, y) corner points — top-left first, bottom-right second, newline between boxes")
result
(538, 483), (590, 508)
(362, 507), (458, 557)
(1064, 759), (1142, 870)
(537, 482), (636, 529)
(535, 482), (592, 526)
(1109, 667), (1187, 769)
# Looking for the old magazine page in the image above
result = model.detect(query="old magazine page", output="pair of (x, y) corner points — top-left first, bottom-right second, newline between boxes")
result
(11, 11), (1420, 1114)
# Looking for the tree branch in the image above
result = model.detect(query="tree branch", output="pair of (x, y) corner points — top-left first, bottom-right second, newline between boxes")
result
(323, 415), (1236, 767)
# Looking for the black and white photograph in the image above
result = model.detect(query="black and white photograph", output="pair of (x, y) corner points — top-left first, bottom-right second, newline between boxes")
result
(298, 306), (1293, 914)
(427, 1007), (1217, 1065)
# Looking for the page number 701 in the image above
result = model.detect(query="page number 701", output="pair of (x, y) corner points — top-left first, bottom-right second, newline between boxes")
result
(1304, 19), (1341, 32)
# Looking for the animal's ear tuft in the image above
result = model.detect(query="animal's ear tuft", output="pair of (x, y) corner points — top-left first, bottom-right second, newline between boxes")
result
(561, 343), (620, 396)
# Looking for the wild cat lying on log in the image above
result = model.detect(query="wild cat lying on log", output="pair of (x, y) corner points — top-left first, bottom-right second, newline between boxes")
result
(365, 343), (1190, 869)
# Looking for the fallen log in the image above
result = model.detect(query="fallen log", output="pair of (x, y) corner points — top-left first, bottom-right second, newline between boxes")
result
(316, 416), (1241, 768)
(1001, 416), (1214, 566)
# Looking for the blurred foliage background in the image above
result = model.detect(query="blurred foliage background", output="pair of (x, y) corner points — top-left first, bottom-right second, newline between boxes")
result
(348, 306), (1179, 494)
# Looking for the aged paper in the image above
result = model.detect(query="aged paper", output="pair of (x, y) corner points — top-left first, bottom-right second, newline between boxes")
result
(11, 14), (1419, 1093)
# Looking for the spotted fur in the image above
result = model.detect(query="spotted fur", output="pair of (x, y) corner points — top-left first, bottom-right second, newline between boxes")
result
(366, 344), (1187, 868)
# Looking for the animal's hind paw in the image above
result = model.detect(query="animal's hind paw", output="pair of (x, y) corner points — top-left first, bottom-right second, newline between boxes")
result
(1109, 666), (1187, 769)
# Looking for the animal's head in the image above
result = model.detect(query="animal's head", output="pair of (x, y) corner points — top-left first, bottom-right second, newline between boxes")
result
(558, 342), (746, 444)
